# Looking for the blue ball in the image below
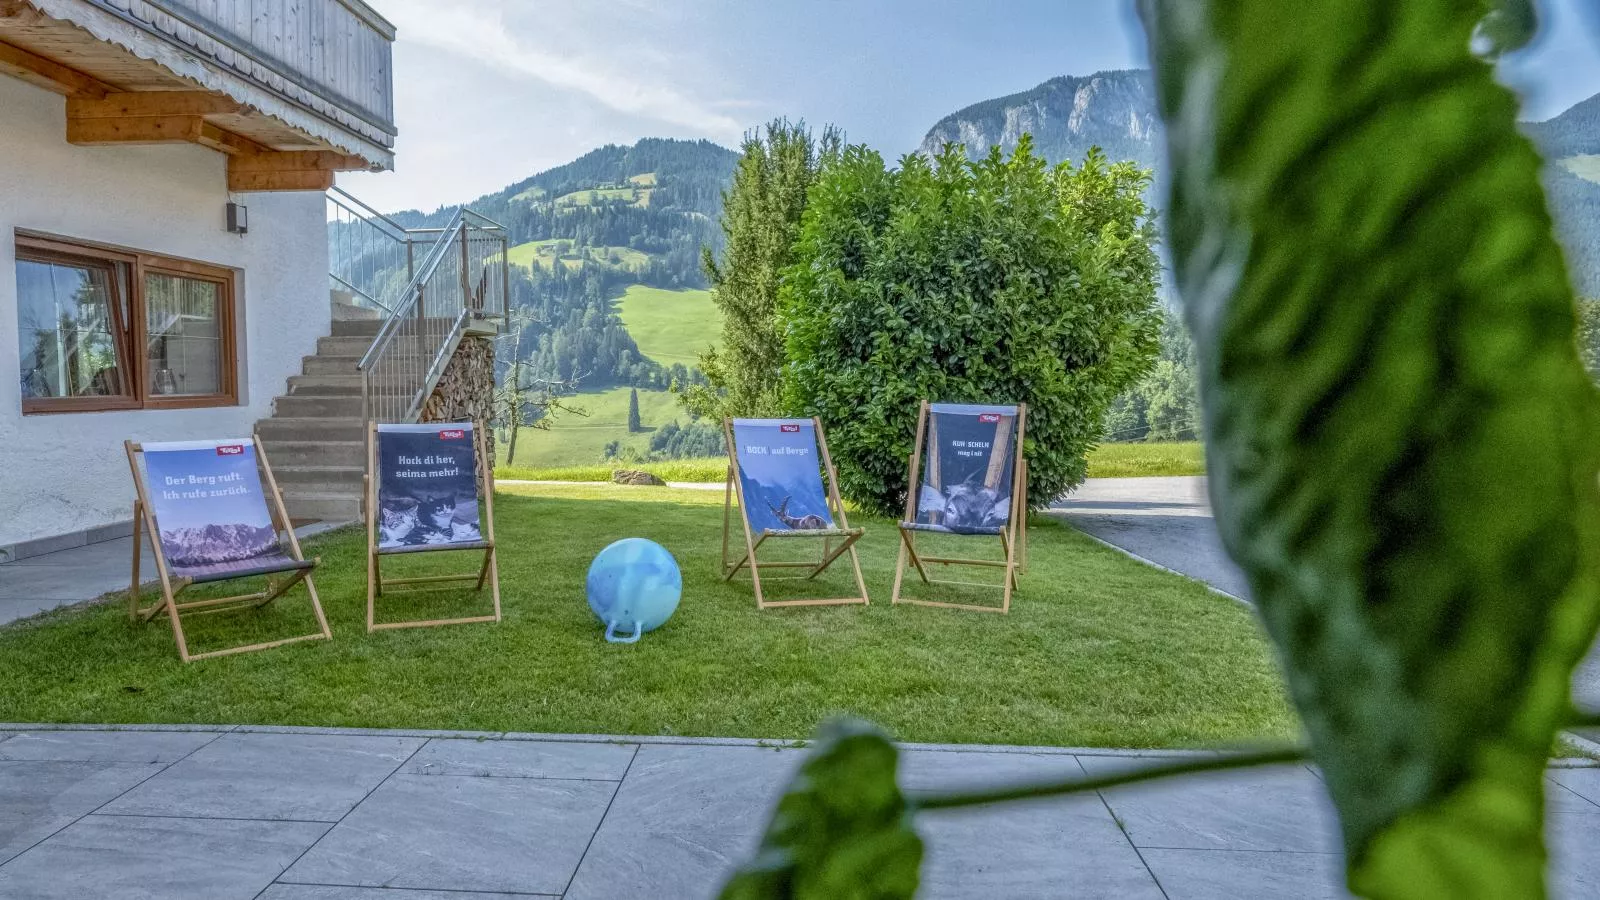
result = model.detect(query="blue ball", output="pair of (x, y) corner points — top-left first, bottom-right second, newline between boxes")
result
(586, 538), (682, 643)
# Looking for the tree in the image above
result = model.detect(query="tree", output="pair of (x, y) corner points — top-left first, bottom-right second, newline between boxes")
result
(626, 388), (642, 433)
(1105, 312), (1201, 442)
(680, 119), (841, 419)
(493, 326), (583, 466)
(780, 137), (1161, 514)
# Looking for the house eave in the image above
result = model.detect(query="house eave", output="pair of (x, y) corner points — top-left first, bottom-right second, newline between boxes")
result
(14, 0), (395, 170)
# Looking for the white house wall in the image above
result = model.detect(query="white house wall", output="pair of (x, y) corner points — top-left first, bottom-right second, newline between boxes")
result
(0, 73), (329, 548)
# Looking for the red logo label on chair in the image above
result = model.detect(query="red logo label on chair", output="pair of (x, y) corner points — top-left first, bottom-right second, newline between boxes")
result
(978, 413), (1001, 423)
(780, 423), (800, 433)
(216, 444), (245, 456)
(439, 429), (467, 440)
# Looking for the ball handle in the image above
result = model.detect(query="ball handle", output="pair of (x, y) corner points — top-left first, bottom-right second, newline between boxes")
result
(604, 620), (645, 644)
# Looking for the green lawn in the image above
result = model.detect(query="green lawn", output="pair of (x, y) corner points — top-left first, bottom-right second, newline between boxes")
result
(615, 285), (720, 367)
(1088, 442), (1206, 478)
(502, 386), (686, 468)
(0, 484), (1296, 747)
(628, 172), (658, 186)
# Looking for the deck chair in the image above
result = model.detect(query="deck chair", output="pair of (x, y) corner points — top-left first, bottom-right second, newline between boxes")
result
(721, 417), (869, 609)
(366, 421), (502, 631)
(125, 437), (332, 662)
(892, 401), (1029, 613)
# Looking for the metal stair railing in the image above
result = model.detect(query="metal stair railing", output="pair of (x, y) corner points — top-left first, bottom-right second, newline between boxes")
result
(326, 186), (421, 316)
(355, 206), (509, 423)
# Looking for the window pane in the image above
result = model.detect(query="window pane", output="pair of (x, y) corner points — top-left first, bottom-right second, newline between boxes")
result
(15, 258), (125, 400)
(145, 273), (223, 397)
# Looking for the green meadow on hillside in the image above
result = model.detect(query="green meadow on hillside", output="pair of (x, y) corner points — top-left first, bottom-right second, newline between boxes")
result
(505, 239), (650, 272)
(502, 386), (685, 468)
(505, 285), (723, 468)
(1560, 154), (1600, 185)
(554, 185), (652, 208)
(616, 285), (720, 367)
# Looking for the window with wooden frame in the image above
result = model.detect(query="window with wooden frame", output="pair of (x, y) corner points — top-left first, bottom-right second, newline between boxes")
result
(15, 234), (237, 414)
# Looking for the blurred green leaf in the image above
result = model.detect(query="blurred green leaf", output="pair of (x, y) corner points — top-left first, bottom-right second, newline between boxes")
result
(718, 720), (922, 900)
(1139, 0), (1600, 896)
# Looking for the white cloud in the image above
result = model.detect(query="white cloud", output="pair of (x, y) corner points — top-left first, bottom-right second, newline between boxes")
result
(379, 0), (745, 142)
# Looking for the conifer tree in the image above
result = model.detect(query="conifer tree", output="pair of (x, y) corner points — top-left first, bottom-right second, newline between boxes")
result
(627, 387), (642, 433)
(680, 119), (841, 418)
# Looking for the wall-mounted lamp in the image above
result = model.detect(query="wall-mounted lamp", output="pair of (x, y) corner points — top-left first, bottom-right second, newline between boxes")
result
(226, 202), (248, 235)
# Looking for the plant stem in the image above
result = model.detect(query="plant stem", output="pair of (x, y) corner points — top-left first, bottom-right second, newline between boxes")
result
(916, 745), (1309, 812)
(920, 709), (1600, 813)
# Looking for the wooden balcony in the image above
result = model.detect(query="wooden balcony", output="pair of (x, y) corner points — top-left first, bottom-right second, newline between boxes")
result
(0, 0), (397, 190)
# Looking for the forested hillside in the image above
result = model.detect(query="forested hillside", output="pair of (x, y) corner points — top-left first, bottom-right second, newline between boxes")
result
(397, 139), (738, 467)
(1526, 95), (1600, 297)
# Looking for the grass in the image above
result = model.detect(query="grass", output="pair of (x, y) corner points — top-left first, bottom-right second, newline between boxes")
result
(501, 386), (686, 468)
(1560, 154), (1600, 185)
(509, 185), (546, 203)
(0, 484), (1297, 747)
(499, 443), (1207, 483)
(615, 285), (720, 367)
(505, 239), (650, 273)
(1088, 442), (1205, 478)
(628, 172), (658, 186)
(499, 458), (728, 483)
(555, 186), (644, 207)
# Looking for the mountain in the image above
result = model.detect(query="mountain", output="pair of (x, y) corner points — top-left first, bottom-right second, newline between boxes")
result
(388, 138), (739, 458)
(1526, 93), (1600, 159)
(389, 138), (737, 291)
(1527, 94), (1600, 297)
(160, 524), (277, 567)
(917, 69), (1159, 168)
(392, 138), (737, 229)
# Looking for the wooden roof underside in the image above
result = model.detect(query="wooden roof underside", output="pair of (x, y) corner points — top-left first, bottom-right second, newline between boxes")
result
(0, 0), (389, 190)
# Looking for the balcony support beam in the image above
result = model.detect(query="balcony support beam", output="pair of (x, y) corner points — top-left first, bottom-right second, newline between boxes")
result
(228, 149), (366, 192)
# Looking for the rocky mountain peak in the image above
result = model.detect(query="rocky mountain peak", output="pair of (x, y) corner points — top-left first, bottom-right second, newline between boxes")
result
(917, 69), (1159, 168)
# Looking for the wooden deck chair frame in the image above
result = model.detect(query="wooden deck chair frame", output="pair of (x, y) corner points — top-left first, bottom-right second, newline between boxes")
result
(721, 417), (870, 609)
(892, 401), (1029, 614)
(125, 436), (332, 663)
(365, 421), (502, 632)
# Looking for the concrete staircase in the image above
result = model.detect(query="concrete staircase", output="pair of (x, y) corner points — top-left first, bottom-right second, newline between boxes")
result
(257, 318), (383, 524)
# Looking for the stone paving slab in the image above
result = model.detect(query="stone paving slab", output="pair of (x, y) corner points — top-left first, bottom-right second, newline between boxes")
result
(565, 744), (802, 900)
(1080, 757), (1339, 853)
(0, 760), (164, 865)
(1549, 767), (1600, 808)
(100, 732), (423, 822)
(0, 729), (218, 764)
(261, 887), (538, 899)
(1141, 848), (1349, 900)
(281, 773), (615, 894)
(1549, 810), (1600, 896)
(0, 726), (1595, 898)
(917, 799), (1164, 900)
(0, 814), (329, 900)
(404, 736), (636, 780)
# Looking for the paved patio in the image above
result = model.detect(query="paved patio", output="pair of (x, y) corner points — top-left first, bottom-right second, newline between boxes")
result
(0, 724), (1596, 899)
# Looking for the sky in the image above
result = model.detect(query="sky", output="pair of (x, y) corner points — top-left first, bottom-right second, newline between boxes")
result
(337, 0), (1600, 215)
